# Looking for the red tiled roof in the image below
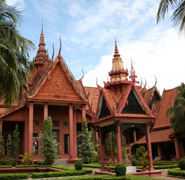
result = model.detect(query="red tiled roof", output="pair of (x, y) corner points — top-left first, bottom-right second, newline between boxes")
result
(135, 128), (173, 144)
(84, 87), (100, 114)
(153, 88), (177, 130)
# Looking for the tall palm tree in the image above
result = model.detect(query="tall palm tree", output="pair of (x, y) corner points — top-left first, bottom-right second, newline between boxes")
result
(167, 83), (185, 133)
(157, 0), (185, 32)
(0, 0), (34, 105)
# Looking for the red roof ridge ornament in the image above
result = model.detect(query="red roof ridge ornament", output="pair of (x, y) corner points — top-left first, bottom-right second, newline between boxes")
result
(52, 43), (55, 62)
(57, 36), (62, 59)
(114, 38), (120, 57)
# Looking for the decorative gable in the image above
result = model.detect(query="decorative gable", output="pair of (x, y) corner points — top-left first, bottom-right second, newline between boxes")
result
(34, 63), (81, 101)
(122, 90), (146, 114)
(98, 95), (111, 119)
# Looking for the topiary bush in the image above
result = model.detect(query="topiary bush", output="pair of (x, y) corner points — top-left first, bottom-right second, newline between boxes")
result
(179, 158), (185, 170)
(75, 160), (83, 170)
(132, 158), (138, 166)
(115, 163), (126, 176)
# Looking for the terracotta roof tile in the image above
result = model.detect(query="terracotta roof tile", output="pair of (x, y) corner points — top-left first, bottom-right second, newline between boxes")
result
(135, 128), (173, 144)
(143, 87), (156, 105)
(153, 88), (177, 130)
(84, 87), (100, 114)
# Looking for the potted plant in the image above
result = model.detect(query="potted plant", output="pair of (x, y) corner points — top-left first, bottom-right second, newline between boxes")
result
(136, 146), (149, 171)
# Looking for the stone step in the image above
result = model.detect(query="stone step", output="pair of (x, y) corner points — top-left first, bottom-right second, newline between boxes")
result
(54, 159), (69, 166)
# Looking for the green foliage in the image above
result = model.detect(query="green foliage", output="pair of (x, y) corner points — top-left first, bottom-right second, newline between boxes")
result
(168, 168), (185, 177)
(157, 0), (185, 33)
(115, 163), (126, 176)
(132, 158), (138, 166)
(167, 83), (185, 133)
(137, 164), (179, 170)
(32, 169), (92, 178)
(51, 175), (134, 180)
(16, 165), (50, 168)
(41, 116), (58, 165)
(78, 118), (93, 164)
(0, 173), (29, 180)
(0, 0), (34, 105)
(6, 134), (12, 156)
(0, 165), (13, 168)
(136, 146), (148, 168)
(179, 158), (185, 170)
(75, 160), (83, 170)
(0, 158), (16, 166)
(19, 153), (33, 165)
(0, 130), (4, 157)
(12, 124), (20, 156)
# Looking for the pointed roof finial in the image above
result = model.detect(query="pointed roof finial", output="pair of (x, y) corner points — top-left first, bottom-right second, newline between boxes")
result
(114, 38), (120, 57)
(52, 44), (55, 62)
(58, 36), (62, 59)
(131, 58), (133, 69)
(41, 20), (44, 35)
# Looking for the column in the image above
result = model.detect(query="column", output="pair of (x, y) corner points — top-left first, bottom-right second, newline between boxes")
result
(0, 120), (2, 130)
(179, 139), (185, 158)
(117, 122), (122, 163)
(44, 102), (48, 120)
(28, 102), (33, 154)
(99, 127), (105, 171)
(69, 104), (74, 160)
(82, 105), (86, 119)
(73, 110), (77, 159)
(146, 123), (154, 171)
(174, 137), (180, 160)
(110, 132), (114, 161)
(133, 130), (137, 143)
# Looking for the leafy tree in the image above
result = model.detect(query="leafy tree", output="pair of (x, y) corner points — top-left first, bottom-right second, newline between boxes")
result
(157, 0), (185, 32)
(0, 0), (34, 105)
(0, 130), (4, 157)
(167, 83), (185, 133)
(136, 146), (149, 169)
(12, 124), (20, 156)
(41, 116), (58, 165)
(78, 118), (93, 164)
(6, 134), (12, 156)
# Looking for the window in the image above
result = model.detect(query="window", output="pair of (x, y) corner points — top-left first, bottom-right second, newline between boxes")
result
(64, 134), (69, 154)
(63, 121), (69, 127)
(33, 133), (38, 154)
(53, 120), (59, 127)
(33, 120), (39, 127)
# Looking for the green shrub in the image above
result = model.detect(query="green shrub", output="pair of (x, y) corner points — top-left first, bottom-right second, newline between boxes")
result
(0, 173), (28, 180)
(37, 160), (45, 165)
(132, 158), (138, 166)
(75, 160), (83, 170)
(0, 158), (16, 166)
(51, 165), (73, 170)
(115, 164), (126, 176)
(32, 169), (92, 178)
(168, 169), (185, 177)
(16, 164), (51, 168)
(137, 164), (179, 169)
(0, 165), (13, 168)
(179, 158), (185, 170)
(19, 153), (33, 165)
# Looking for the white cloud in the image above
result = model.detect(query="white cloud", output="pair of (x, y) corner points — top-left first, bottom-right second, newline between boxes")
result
(6, 0), (25, 10)
(83, 28), (185, 94)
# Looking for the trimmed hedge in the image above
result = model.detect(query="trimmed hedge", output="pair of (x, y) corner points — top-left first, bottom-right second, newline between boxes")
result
(16, 164), (52, 168)
(50, 175), (162, 180)
(153, 160), (179, 163)
(83, 163), (101, 169)
(168, 168), (185, 177)
(0, 173), (28, 180)
(32, 169), (92, 178)
(0, 165), (13, 168)
(137, 164), (179, 169)
(51, 165), (74, 170)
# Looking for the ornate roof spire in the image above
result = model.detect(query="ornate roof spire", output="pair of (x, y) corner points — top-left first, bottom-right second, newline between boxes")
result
(129, 59), (137, 82)
(34, 23), (47, 63)
(108, 39), (128, 83)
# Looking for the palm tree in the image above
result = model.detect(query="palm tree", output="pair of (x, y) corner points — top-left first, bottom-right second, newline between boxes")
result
(0, 0), (34, 105)
(167, 83), (185, 133)
(157, 0), (185, 32)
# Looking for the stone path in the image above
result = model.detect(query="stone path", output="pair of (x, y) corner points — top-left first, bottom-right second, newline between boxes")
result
(154, 169), (184, 180)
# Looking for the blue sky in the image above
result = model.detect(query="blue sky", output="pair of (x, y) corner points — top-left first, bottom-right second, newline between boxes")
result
(7, 0), (185, 94)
